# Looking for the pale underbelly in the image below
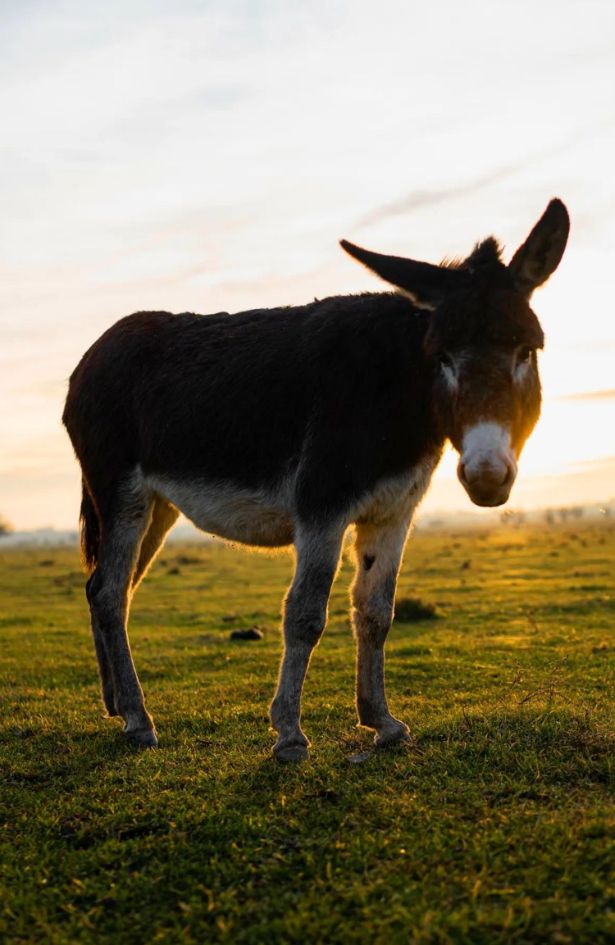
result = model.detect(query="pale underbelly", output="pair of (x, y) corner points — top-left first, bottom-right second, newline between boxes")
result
(144, 474), (295, 547)
(143, 451), (440, 547)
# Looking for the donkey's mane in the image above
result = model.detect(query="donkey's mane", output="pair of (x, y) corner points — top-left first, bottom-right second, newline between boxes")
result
(464, 237), (504, 270)
(442, 237), (504, 274)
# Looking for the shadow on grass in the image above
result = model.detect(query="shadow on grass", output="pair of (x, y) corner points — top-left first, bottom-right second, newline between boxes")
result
(3, 707), (612, 945)
(1, 724), (161, 788)
(415, 709), (613, 789)
(205, 707), (613, 819)
(3, 707), (611, 835)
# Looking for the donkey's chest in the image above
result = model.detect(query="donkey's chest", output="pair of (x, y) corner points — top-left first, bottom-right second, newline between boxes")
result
(353, 452), (441, 525)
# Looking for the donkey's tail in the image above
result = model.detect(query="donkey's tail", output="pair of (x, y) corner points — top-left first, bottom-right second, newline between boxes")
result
(79, 480), (100, 573)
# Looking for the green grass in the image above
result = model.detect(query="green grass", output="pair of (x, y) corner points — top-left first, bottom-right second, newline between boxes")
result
(1, 522), (613, 944)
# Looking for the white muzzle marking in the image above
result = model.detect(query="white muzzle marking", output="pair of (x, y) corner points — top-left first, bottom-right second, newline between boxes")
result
(459, 422), (517, 506)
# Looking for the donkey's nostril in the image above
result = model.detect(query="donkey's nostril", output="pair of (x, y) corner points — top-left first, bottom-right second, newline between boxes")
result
(501, 463), (515, 487)
(497, 466), (510, 486)
(484, 464), (512, 487)
(460, 459), (514, 490)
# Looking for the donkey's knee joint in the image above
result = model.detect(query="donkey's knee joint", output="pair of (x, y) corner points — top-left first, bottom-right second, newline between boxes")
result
(294, 617), (326, 647)
(87, 575), (125, 621)
(353, 602), (393, 644)
(86, 570), (116, 610)
(284, 599), (327, 647)
(85, 570), (103, 605)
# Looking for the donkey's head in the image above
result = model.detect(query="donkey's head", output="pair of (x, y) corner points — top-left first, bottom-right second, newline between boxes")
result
(341, 199), (569, 507)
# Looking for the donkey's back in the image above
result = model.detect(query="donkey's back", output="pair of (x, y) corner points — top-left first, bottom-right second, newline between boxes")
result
(65, 305), (312, 491)
(64, 294), (418, 493)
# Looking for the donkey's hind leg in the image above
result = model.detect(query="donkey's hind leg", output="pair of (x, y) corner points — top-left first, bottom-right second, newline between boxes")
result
(87, 584), (118, 717)
(88, 498), (177, 718)
(87, 474), (157, 746)
(132, 498), (179, 590)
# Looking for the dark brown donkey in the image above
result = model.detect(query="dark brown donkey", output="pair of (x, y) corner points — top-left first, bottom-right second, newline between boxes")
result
(63, 199), (569, 760)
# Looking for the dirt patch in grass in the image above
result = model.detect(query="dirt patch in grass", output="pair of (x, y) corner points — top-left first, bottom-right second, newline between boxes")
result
(395, 596), (441, 622)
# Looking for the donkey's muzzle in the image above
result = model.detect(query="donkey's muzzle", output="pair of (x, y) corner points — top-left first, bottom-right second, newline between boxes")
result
(458, 459), (516, 507)
(457, 422), (517, 507)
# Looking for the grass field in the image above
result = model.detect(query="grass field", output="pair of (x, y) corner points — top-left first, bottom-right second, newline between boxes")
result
(1, 522), (613, 944)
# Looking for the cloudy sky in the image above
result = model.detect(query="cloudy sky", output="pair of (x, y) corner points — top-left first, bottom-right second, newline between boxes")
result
(1, 0), (614, 530)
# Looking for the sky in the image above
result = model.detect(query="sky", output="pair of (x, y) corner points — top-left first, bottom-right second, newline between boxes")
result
(1, 0), (614, 530)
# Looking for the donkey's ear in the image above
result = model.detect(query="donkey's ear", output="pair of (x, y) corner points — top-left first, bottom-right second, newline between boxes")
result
(508, 199), (570, 297)
(340, 239), (464, 310)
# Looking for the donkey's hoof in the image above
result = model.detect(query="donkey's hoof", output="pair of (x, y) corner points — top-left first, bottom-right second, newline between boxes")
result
(273, 742), (309, 763)
(125, 727), (158, 748)
(374, 721), (411, 749)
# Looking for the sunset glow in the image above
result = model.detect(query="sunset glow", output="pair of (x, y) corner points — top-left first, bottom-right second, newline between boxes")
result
(1, 1), (614, 530)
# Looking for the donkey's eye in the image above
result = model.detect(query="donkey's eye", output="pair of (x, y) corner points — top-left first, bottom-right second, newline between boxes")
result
(438, 353), (454, 370)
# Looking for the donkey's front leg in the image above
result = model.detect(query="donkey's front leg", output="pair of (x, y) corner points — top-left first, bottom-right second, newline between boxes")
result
(352, 518), (411, 747)
(270, 525), (344, 762)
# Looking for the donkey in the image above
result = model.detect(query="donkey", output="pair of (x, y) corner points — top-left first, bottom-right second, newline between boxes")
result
(63, 198), (569, 760)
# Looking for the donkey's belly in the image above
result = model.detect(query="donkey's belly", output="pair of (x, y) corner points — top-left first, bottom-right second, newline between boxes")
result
(145, 475), (295, 547)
